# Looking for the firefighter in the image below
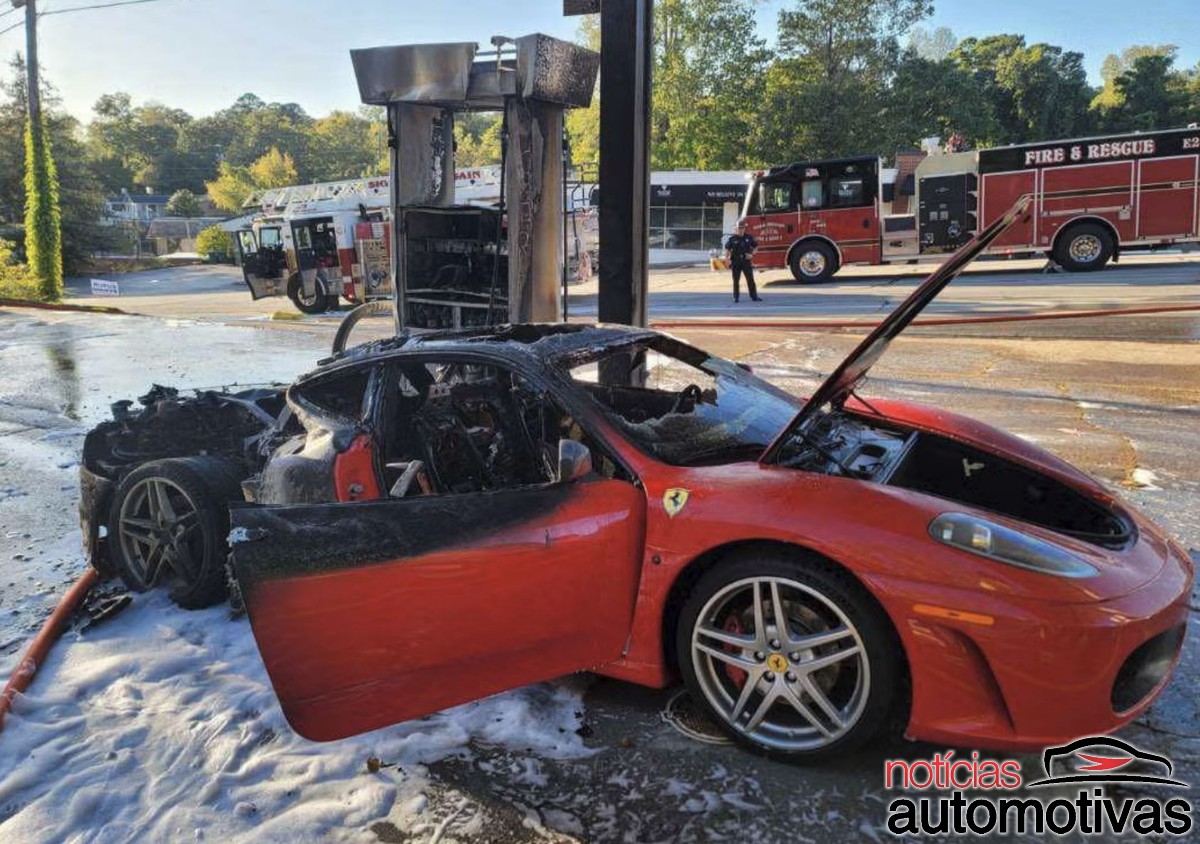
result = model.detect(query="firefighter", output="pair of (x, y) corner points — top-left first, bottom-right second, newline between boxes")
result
(724, 219), (761, 303)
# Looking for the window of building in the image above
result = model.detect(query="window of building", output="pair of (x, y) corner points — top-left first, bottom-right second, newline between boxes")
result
(649, 203), (731, 251)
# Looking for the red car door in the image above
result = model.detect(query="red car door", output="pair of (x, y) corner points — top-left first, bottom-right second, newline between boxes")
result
(229, 477), (646, 741)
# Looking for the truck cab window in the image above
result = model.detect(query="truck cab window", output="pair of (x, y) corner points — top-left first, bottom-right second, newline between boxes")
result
(801, 180), (824, 210)
(759, 183), (794, 213)
(260, 228), (282, 248)
(829, 177), (865, 208)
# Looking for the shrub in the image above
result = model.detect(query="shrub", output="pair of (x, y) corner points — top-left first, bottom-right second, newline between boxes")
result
(195, 225), (233, 261)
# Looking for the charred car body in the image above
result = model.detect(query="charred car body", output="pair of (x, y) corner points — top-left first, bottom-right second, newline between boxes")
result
(78, 202), (1192, 760)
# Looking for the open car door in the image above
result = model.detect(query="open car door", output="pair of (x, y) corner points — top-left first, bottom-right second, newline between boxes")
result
(229, 475), (645, 741)
(238, 229), (285, 300)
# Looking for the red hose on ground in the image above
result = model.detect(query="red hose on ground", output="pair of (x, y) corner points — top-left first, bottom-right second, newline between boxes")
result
(650, 303), (1200, 331)
(0, 567), (99, 734)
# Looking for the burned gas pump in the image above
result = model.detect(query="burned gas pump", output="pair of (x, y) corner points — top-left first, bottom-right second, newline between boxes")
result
(351, 35), (599, 331)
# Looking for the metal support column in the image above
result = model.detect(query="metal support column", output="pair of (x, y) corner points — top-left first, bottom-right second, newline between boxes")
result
(597, 0), (653, 328)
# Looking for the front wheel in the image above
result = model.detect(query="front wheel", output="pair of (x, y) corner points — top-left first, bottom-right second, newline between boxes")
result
(675, 549), (903, 761)
(287, 273), (333, 314)
(789, 242), (838, 283)
(1053, 223), (1114, 272)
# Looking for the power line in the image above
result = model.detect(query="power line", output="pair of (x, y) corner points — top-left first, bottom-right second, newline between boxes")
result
(0, 19), (23, 37)
(41, 0), (182, 17)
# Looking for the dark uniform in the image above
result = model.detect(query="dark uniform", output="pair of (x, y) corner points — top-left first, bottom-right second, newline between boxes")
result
(724, 232), (760, 303)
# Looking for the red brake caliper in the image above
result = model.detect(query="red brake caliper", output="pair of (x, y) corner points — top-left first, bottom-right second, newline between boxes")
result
(723, 615), (748, 688)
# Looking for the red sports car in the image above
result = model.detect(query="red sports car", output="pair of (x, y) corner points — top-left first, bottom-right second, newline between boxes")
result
(80, 201), (1191, 760)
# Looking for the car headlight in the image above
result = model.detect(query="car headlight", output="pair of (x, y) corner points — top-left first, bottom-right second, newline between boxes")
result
(928, 513), (1099, 578)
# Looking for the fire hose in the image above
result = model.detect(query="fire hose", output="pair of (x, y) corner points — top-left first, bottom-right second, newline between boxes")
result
(649, 303), (1200, 331)
(0, 567), (100, 734)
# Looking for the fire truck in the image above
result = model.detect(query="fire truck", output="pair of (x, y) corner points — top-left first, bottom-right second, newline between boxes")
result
(743, 126), (1200, 282)
(234, 167), (503, 313)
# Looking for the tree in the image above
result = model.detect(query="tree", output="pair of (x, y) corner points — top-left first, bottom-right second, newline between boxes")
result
(305, 109), (386, 181)
(165, 188), (200, 217)
(1092, 44), (1177, 113)
(205, 147), (298, 213)
(249, 147), (298, 189)
(950, 36), (1093, 144)
(760, 0), (933, 160)
(194, 225), (231, 260)
(565, 14), (600, 167)
(881, 52), (997, 150)
(204, 162), (255, 212)
(907, 26), (958, 62)
(24, 111), (62, 300)
(1105, 54), (1190, 131)
(652, 0), (769, 169)
(454, 112), (502, 167)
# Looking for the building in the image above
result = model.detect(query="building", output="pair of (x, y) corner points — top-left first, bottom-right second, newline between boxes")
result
(103, 189), (174, 225)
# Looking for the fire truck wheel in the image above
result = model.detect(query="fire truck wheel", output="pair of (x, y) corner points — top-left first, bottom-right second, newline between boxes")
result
(789, 242), (838, 283)
(287, 274), (333, 314)
(1053, 223), (1114, 272)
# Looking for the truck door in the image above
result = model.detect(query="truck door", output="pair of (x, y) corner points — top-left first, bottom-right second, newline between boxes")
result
(238, 229), (284, 300)
(292, 218), (337, 298)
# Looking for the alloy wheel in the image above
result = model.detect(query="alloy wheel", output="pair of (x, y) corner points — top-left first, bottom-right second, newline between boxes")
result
(117, 477), (205, 589)
(690, 576), (869, 752)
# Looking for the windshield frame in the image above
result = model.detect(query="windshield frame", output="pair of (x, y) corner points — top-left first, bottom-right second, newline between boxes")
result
(557, 335), (801, 467)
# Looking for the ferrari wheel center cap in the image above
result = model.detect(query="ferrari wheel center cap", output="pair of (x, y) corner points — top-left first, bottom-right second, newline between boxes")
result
(766, 653), (789, 673)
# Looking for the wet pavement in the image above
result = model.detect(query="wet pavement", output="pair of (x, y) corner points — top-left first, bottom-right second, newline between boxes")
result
(0, 305), (1197, 842)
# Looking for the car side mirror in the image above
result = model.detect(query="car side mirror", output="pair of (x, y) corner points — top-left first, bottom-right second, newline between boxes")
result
(558, 439), (593, 483)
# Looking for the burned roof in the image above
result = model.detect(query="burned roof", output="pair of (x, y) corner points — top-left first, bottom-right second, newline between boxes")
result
(306, 323), (660, 381)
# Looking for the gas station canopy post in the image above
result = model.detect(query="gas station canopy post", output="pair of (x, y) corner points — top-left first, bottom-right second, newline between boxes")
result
(566, 0), (654, 329)
(351, 35), (598, 332)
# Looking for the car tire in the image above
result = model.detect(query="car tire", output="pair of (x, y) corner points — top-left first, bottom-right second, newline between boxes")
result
(788, 242), (838, 283)
(675, 548), (903, 762)
(1053, 223), (1114, 272)
(108, 456), (244, 609)
(287, 273), (333, 314)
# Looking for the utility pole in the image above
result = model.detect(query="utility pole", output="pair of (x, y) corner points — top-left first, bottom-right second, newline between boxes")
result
(23, 0), (38, 130)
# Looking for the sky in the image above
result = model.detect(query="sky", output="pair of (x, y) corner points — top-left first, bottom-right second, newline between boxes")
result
(0, 0), (1196, 121)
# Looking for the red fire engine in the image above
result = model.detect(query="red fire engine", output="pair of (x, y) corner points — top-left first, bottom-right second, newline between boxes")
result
(743, 126), (1200, 282)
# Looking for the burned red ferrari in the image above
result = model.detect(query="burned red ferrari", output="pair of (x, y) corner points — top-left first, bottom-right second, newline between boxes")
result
(79, 202), (1192, 760)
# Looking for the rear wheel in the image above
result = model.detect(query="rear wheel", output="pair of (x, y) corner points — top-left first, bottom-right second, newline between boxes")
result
(108, 457), (244, 609)
(287, 272), (333, 314)
(1054, 223), (1114, 272)
(788, 242), (838, 283)
(676, 549), (902, 761)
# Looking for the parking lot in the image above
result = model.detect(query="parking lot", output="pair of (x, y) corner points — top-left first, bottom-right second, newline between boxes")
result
(2, 254), (1198, 840)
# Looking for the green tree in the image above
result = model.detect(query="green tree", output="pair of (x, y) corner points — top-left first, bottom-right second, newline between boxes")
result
(881, 51), (997, 150)
(24, 111), (63, 300)
(1107, 54), (1190, 131)
(204, 161), (255, 212)
(454, 112), (503, 167)
(653, 0), (769, 169)
(565, 14), (600, 167)
(165, 188), (200, 217)
(305, 109), (385, 181)
(249, 146), (298, 189)
(951, 36), (1093, 144)
(762, 0), (932, 160)
(194, 225), (232, 260)
(1092, 45), (1177, 113)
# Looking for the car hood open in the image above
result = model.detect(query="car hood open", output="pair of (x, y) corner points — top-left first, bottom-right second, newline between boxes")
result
(761, 196), (1032, 464)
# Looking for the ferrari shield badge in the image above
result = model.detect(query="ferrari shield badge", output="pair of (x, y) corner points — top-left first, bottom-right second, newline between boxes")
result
(663, 488), (690, 518)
